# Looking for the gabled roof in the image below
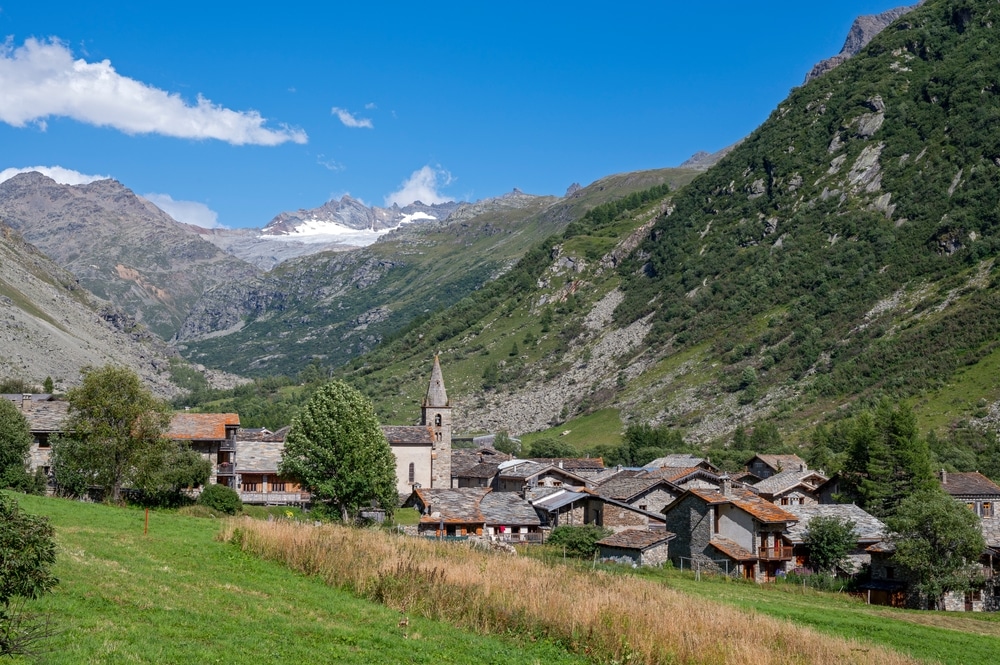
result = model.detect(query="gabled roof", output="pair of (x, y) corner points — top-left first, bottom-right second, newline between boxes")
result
(748, 454), (807, 473)
(678, 487), (798, 524)
(597, 529), (674, 551)
(450, 447), (512, 476)
(167, 413), (240, 441)
(782, 504), (886, 545)
(497, 460), (586, 484)
(407, 488), (489, 524)
(645, 466), (719, 486)
(456, 462), (501, 479)
(753, 469), (828, 496)
(382, 425), (434, 445)
(644, 454), (718, 471)
(595, 476), (677, 502)
(236, 426), (290, 443)
(940, 472), (1000, 498)
(530, 489), (590, 512)
(710, 538), (756, 561)
(234, 439), (285, 473)
(479, 492), (540, 526)
(20, 400), (69, 432)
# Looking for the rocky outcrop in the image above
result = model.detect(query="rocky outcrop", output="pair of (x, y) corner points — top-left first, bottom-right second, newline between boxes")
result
(805, 4), (923, 83)
(261, 195), (463, 235)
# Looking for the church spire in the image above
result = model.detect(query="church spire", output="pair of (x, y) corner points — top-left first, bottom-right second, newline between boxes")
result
(423, 354), (449, 408)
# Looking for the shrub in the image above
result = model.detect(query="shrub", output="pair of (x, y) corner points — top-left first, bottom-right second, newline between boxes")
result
(547, 524), (612, 558)
(197, 483), (243, 515)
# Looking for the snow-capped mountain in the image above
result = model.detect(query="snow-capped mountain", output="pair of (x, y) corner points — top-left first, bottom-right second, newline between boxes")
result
(260, 195), (463, 245)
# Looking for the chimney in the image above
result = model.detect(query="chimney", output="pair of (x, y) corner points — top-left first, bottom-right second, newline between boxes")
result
(720, 473), (732, 496)
(940, 469), (948, 485)
(21, 394), (32, 412)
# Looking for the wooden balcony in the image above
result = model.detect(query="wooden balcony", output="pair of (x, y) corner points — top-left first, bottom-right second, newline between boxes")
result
(240, 491), (307, 505)
(216, 462), (236, 476)
(757, 546), (794, 560)
(219, 439), (236, 452)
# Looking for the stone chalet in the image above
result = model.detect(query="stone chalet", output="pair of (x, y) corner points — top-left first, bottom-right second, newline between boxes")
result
(530, 488), (666, 533)
(496, 460), (588, 494)
(662, 479), (798, 581)
(745, 454), (808, 480)
(450, 447), (511, 488)
(528, 457), (605, 478)
(644, 454), (720, 473)
(782, 503), (886, 572)
(940, 470), (999, 518)
(5, 394), (68, 479)
(597, 529), (675, 567)
(165, 412), (240, 487)
(403, 487), (541, 540)
(233, 427), (307, 505)
(753, 469), (829, 506)
(594, 476), (679, 515)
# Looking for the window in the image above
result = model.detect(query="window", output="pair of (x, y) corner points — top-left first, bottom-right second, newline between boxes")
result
(983, 502), (993, 518)
(780, 497), (789, 505)
(885, 566), (895, 580)
(408, 463), (415, 484)
(434, 414), (442, 426)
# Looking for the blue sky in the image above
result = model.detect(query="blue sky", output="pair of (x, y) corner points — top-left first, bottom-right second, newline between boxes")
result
(0, 1), (909, 228)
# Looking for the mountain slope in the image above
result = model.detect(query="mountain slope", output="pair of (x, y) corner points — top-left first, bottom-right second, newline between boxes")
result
(177, 169), (699, 379)
(0, 223), (181, 397)
(0, 173), (259, 339)
(330, 0), (1000, 445)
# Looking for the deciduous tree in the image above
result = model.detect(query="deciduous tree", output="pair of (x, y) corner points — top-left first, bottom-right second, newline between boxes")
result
(887, 488), (986, 610)
(0, 400), (34, 492)
(805, 515), (856, 574)
(279, 380), (397, 522)
(52, 366), (171, 503)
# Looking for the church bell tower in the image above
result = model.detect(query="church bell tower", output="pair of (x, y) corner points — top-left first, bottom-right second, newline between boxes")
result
(421, 355), (452, 488)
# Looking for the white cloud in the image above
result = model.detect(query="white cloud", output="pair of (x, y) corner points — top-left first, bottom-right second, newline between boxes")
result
(0, 165), (109, 185)
(0, 37), (307, 146)
(364, 102), (377, 110)
(144, 193), (222, 229)
(384, 166), (454, 207)
(331, 106), (373, 129)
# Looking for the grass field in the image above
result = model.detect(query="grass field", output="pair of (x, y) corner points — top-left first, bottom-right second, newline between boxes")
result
(5, 493), (583, 665)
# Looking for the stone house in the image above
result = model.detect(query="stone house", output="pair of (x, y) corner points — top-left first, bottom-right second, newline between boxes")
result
(745, 454), (808, 480)
(529, 488), (666, 532)
(165, 412), (240, 488)
(403, 487), (541, 540)
(940, 471), (1000, 518)
(453, 461), (502, 488)
(661, 479), (798, 581)
(781, 503), (885, 572)
(593, 476), (679, 515)
(528, 457), (605, 478)
(644, 454), (720, 473)
(450, 447), (511, 488)
(597, 529), (675, 567)
(233, 427), (307, 505)
(753, 469), (829, 506)
(495, 460), (588, 493)
(9, 394), (68, 483)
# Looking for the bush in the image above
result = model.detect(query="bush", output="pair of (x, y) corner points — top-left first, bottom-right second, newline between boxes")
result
(547, 524), (612, 558)
(197, 484), (243, 515)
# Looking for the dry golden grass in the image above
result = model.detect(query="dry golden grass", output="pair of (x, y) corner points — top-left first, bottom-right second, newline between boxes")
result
(221, 519), (921, 665)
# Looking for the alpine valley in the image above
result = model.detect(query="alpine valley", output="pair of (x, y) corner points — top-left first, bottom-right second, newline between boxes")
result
(5, 0), (1000, 459)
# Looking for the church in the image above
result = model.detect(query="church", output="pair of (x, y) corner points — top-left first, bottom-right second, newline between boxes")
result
(381, 355), (452, 494)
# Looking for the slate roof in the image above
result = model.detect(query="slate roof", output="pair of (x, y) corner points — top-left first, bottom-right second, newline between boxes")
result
(782, 504), (886, 545)
(450, 447), (512, 476)
(597, 529), (674, 551)
(237, 426), (290, 443)
(685, 487), (798, 524)
(749, 454), (807, 473)
(596, 476), (675, 502)
(235, 440), (285, 473)
(409, 488), (489, 524)
(645, 466), (717, 485)
(457, 462), (500, 479)
(479, 492), (540, 526)
(381, 425), (434, 445)
(167, 413), (240, 441)
(497, 460), (586, 484)
(710, 538), (756, 561)
(644, 454), (714, 470)
(940, 472), (1000, 498)
(21, 400), (69, 432)
(753, 469), (828, 496)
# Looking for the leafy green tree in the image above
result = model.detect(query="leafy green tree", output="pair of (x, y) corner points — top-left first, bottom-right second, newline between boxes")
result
(42, 377), (53, 394)
(492, 430), (521, 455)
(0, 493), (57, 656)
(547, 524), (612, 558)
(137, 443), (212, 507)
(0, 400), (35, 492)
(887, 489), (986, 610)
(197, 483), (243, 515)
(805, 515), (856, 574)
(51, 366), (172, 503)
(748, 422), (783, 452)
(526, 438), (574, 459)
(279, 380), (397, 522)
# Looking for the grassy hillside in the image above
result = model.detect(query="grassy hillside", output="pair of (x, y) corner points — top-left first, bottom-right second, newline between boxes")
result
(320, 0), (1000, 462)
(6, 492), (582, 665)
(178, 169), (699, 380)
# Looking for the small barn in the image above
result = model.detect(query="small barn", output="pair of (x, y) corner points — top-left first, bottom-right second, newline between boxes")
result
(597, 529), (675, 567)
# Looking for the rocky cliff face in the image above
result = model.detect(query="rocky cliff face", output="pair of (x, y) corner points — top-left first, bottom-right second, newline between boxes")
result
(805, 3), (923, 82)
(0, 173), (259, 340)
(261, 195), (463, 235)
(0, 223), (182, 397)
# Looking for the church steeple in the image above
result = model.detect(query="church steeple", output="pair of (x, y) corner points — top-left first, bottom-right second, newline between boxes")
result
(420, 355), (451, 488)
(423, 354), (449, 408)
